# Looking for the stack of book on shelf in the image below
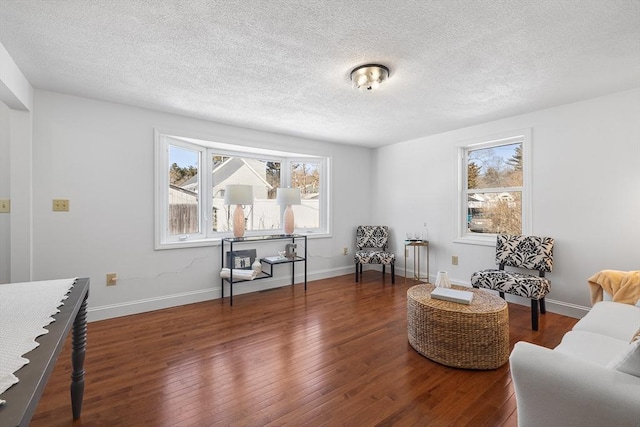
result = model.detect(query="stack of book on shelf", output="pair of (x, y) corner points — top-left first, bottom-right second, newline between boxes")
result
(430, 287), (474, 304)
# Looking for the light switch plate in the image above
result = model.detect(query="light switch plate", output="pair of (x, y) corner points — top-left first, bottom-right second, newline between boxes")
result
(0, 199), (9, 213)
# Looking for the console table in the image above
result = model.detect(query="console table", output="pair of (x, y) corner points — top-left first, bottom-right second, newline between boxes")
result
(220, 234), (307, 305)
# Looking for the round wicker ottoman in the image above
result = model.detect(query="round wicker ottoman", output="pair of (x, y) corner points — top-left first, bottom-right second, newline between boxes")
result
(407, 283), (509, 369)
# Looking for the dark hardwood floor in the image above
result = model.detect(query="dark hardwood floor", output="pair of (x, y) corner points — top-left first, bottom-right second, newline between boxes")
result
(30, 272), (577, 426)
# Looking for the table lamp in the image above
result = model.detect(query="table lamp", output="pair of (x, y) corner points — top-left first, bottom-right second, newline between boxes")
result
(224, 184), (253, 238)
(276, 187), (301, 235)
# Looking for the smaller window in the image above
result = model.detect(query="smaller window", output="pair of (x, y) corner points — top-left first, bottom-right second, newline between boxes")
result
(457, 129), (531, 245)
(169, 145), (200, 235)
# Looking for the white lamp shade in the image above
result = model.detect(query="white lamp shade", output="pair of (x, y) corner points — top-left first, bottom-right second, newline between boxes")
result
(223, 185), (254, 206)
(276, 187), (301, 206)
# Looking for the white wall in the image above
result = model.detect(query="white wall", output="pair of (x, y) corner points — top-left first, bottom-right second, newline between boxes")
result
(0, 42), (33, 111)
(0, 41), (34, 283)
(0, 101), (10, 283)
(374, 88), (640, 317)
(5, 42), (637, 321)
(29, 90), (372, 320)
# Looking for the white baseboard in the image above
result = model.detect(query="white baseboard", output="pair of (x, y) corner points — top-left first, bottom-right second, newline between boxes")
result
(88, 265), (354, 322)
(538, 299), (590, 319)
(447, 276), (591, 320)
(88, 266), (591, 322)
(88, 288), (217, 322)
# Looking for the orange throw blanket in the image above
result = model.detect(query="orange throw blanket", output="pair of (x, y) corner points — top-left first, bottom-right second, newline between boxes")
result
(587, 270), (640, 306)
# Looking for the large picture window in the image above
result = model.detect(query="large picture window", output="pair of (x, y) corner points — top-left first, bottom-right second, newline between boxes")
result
(155, 131), (330, 249)
(457, 129), (531, 244)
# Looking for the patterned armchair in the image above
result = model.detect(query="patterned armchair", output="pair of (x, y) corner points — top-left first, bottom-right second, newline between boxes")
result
(354, 226), (395, 284)
(471, 234), (554, 330)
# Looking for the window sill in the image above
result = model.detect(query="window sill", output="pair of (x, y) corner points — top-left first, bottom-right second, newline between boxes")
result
(155, 238), (219, 250)
(453, 234), (497, 247)
(155, 231), (331, 250)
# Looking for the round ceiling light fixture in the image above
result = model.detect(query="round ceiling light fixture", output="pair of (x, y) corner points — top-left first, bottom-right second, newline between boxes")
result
(350, 64), (390, 92)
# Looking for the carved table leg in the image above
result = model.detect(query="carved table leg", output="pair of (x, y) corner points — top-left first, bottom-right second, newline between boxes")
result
(71, 294), (88, 419)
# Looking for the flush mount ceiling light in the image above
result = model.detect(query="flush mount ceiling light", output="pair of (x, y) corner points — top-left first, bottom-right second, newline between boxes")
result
(350, 64), (390, 92)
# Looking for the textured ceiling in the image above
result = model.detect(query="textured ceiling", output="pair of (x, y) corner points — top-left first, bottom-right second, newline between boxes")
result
(0, 0), (638, 147)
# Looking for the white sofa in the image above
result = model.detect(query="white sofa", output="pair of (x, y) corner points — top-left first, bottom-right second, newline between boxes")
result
(510, 301), (640, 427)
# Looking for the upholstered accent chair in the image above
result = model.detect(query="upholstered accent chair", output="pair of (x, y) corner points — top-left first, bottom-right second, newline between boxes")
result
(470, 234), (554, 330)
(354, 226), (395, 284)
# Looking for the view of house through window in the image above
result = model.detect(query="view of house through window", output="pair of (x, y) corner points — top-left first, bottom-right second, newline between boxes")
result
(460, 130), (530, 240)
(211, 156), (282, 233)
(467, 142), (522, 234)
(157, 131), (328, 248)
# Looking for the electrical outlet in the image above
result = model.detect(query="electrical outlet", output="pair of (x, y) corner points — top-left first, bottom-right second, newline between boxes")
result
(0, 199), (9, 213)
(106, 273), (118, 286)
(52, 199), (69, 211)
(343, 247), (348, 255)
(452, 256), (459, 266)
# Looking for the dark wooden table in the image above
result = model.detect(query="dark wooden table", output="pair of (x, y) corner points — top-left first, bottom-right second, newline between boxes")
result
(0, 277), (89, 427)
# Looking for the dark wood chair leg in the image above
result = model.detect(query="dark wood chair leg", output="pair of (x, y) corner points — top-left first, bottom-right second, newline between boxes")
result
(499, 291), (505, 299)
(355, 263), (359, 282)
(382, 264), (386, 275)
(531, 299), (539, 331)
(540, 297), (546, 314)
(391, 263), (395, 284)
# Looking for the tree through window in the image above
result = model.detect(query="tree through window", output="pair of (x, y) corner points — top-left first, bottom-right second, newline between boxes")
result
(458, 130), (531, 242)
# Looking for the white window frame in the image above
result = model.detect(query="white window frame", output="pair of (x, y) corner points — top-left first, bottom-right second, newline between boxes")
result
(154, 129), (330, 249)
(455, 128), (532, 246)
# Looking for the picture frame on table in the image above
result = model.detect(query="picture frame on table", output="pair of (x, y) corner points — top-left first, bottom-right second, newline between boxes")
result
(226, 249), (256, 269)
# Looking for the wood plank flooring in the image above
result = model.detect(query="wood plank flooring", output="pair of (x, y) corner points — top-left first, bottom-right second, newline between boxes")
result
(30, 272), (578, 426)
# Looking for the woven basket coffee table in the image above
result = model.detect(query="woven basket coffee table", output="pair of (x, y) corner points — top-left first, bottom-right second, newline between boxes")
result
(407, 283), (509, 369)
